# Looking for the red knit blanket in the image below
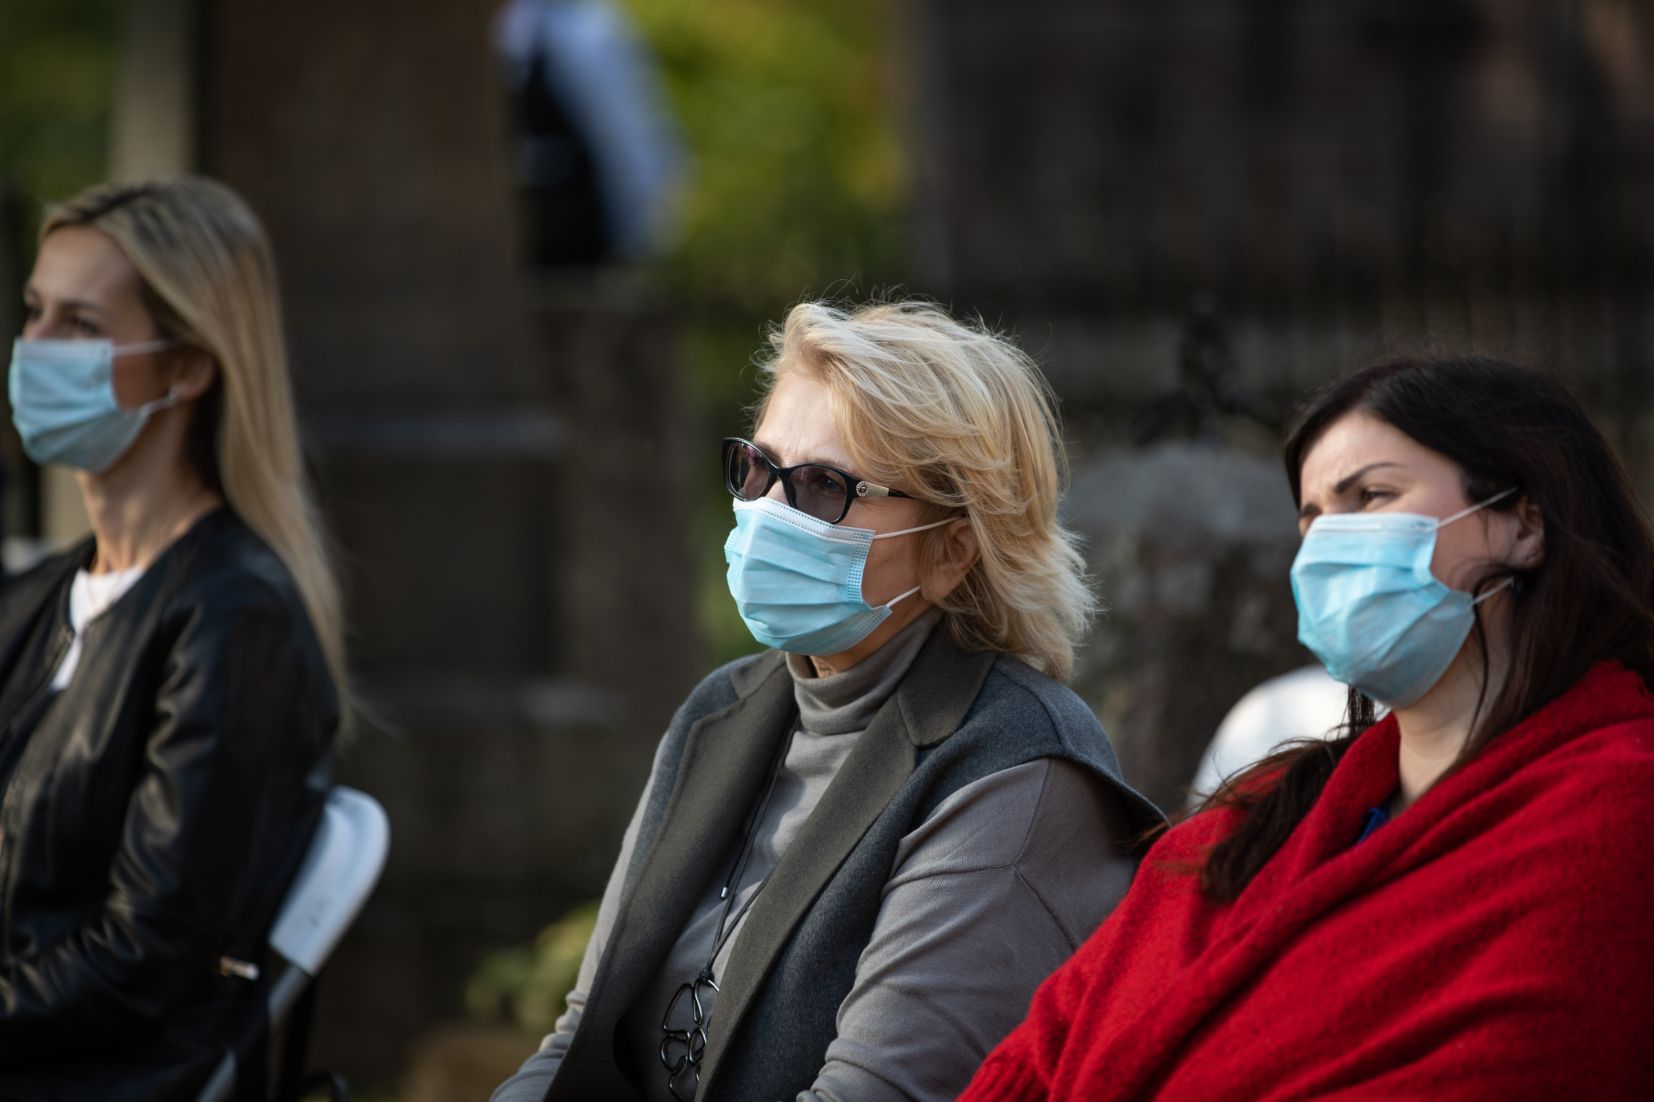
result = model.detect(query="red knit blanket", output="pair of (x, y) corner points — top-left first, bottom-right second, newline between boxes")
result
(961, 662), (1654, 1101)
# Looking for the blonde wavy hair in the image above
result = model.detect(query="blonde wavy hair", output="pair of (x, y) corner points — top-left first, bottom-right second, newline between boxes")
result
(44, 177), (348, 712)
(758, 299), (1096, 681)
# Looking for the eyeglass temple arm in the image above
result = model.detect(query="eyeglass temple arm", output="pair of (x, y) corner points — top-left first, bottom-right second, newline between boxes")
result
(854, 482), (912, 500)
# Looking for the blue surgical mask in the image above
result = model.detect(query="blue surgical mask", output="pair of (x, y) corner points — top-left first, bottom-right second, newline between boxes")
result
(1290, 488), (1517, 708)
(9, 337), (179, 473)
(724, 497), (953, 655)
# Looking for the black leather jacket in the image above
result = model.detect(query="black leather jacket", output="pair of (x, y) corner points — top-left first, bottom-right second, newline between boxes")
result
(0, 509), (337, 1100)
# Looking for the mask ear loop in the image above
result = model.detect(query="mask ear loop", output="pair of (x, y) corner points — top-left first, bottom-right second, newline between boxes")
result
(110, 338), (178, 359)
(879, 583), (924, 611)
(1440, 488), (1524, 608)
(113, 338), (184, 417)
(1436, 486), (1519, 529)
(870, 515), (958, 541)
(1468, 577), (1515, 607)
(872, 515), (966, 608)
(129, 387), (181, 418)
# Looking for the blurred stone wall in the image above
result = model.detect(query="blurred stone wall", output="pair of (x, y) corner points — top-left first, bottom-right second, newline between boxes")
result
(191, 0), (702, 1083)
(1065, 443), (1302, 812)
(913, 0), (1654, 809)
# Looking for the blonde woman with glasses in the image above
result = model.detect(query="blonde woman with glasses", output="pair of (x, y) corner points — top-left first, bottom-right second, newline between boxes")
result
(496, 300), (1162, 1102)
(0, 178), (343, 1099)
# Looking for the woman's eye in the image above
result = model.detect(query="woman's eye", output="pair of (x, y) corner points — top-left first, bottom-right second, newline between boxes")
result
(21, 303), (41, 323)
(800, 468), (845, 498)
(1358, 488), (1392, 506)
(71, 316), (101, 337)
(786, 468), (841, 508)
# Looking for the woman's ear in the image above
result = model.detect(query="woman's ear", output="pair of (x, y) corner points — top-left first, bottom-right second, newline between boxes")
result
(922, 517), (979, 601)
(168, 348), (219, 402)
(1509, 495), (1545, 571)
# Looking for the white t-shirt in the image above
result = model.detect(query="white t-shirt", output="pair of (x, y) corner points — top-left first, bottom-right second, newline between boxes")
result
(51, 566), (146, 691)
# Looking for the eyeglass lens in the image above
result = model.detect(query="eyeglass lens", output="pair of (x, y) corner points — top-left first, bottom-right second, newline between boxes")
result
(725, 439), (851, 523)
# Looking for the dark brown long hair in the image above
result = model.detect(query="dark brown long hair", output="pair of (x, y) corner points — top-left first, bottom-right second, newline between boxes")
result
(1198, 357), (1654, 901)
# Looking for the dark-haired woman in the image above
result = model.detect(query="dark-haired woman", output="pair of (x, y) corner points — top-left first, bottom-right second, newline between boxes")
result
(960, 357), (1654, 1102)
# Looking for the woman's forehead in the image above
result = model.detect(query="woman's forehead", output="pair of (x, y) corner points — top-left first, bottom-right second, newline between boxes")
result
(755, 372), (855, 468)
(29, 226), (142, 306)
(1300, 413), (1425, 488)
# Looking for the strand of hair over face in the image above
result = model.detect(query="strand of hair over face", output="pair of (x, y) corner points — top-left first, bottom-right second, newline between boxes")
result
(761, 300), (1097, 680)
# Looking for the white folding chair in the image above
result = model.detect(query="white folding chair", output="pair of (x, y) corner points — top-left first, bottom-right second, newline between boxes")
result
(196, 786), (391, 1102)
(1186, 665), (1351, 807)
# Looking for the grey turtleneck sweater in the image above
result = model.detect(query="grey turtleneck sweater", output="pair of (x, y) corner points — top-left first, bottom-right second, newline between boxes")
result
(494, 612), (1136, 1102)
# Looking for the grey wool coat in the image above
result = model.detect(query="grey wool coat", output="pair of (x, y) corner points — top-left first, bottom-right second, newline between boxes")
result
(543, 627), (1163, 1102)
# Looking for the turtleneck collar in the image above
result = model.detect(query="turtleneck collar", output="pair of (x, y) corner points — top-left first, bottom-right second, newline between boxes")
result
(784, 609), (944, 736)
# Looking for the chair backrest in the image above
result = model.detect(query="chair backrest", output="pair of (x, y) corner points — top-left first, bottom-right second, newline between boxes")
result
(196, 786), (391, 1102)
(269, 786), (391, 977)
(1186, 665), (1350, 808)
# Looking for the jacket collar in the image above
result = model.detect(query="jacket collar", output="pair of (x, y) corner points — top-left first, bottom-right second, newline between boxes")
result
(698, 627), (997, 1092)
(558, 648), (797, 1094)
(559, 629), (998, 1099)
(727, 622), (991, 746)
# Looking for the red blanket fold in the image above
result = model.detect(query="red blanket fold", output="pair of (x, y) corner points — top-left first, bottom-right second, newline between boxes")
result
(961, 662), (1654, 1102)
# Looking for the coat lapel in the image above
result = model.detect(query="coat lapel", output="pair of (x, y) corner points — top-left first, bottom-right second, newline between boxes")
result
(556, 651), (795, 1095)
(700, 630), (998, 1089)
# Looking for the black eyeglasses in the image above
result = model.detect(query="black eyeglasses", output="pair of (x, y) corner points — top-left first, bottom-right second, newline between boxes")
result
(722, 437), (912, 525)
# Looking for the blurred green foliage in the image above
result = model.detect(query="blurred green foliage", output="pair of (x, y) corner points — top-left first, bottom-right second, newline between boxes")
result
(0, 0), (116, 193)
(620, 0), (913, 665)
(0, 0), (118, 299)
(464, 900), (600, 1036)
(0, 0), (117, 536)
(623, 0), (909, 312)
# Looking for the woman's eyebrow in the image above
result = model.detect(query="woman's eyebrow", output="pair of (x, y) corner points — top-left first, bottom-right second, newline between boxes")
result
(24, 291), (107, 317)
(1298, 461), (1406, 520)
(751, 438), (852, 469)
(1333, 461), (1404, 495)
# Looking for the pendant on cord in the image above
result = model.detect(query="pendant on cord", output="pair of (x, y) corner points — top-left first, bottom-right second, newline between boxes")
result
(660, 969), (718, 1101)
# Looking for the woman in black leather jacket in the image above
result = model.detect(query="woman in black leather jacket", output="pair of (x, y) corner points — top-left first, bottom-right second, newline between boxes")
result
(0, 178), (345, 1100)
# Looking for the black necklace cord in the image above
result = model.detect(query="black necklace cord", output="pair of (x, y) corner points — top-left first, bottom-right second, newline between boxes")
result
(659, 724), (797, 1101)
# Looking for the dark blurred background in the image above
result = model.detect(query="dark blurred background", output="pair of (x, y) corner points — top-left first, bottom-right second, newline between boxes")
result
(2, 0), (1650, 1096)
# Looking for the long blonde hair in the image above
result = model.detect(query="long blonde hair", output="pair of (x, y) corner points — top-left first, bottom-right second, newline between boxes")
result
(44, 177), (348, 711)
(760, 299), (1096, 681)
